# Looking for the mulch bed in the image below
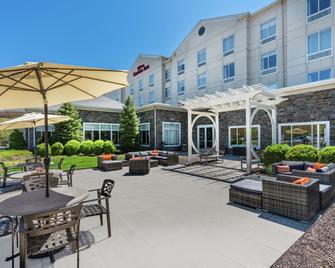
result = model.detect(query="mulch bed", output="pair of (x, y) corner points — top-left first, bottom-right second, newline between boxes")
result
(272, 203), (335, 267)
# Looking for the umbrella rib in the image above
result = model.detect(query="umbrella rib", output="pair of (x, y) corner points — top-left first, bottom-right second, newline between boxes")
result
(0, 70), (39, 90)
(41, 70), (97, 98)
(47, 77), (81, 91)
(0, 70), (36, 97)
(0, 84), (39, 97)
(42, 67), (128, 73)
(44, 69), (129, 87)
(0, 69), (29, 80)
(44, 70), (74, 90)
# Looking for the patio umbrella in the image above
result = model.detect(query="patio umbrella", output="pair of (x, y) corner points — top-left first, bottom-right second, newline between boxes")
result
(0, 62), (128, 197)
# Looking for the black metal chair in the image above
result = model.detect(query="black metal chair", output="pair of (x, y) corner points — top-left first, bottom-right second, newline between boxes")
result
(59, 165), (76, 187)
(20, 204), (82, 267)
(80, 179), (114, 237)
(57, 157), (65, 170)
(0, 162), (20, 187)
(0, 216), (18, 268)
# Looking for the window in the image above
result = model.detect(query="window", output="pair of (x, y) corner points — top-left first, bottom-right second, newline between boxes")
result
(165, 86), (171, 100)
(307, 68), (332, 82)
(223, 35), (234, 56)
(35, 125), (54, 144)
(83, 123), (119, 144)
(279, 121), (329, 149)
(140, 123), (150, 146)
(178, 59), (185, 75)
(307, 28), (332, 61)
(149, 74), (154, 87)
(165, 68), (171, 81)
(178, 80), (185, 95)
(197, 72), (207, 90)
(163, 122), (181, 146)
(139, 95), (144, 106)
(197, 49), (206, 66)
(138, 79), (143, 91)
(229, 125), (260, 149)
(223, 62), (235, 84)
(149, 91), (155, 103)
(261, 18), (276, 44)
(130, 83), (134, 95)
(261, 51), (277, 75)
(307, 0), (331, 22)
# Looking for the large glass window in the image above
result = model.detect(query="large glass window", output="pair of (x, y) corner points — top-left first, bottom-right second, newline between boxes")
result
(163, 122), (181, 146)
(35, 125), (54, 144)
(83, 123), (119, 144)
(178, 80), (185, 95)
(140, 123), (150, 147)
(307, 68), (332, 82)
(223, 35), (234, 56)
(261, 51), (277, 75)
(197, 49), (206, 66)
(177, 59), (185, 75)
(229, 125), (260, 149)
(261, 18), (276, 44)
(197, 72), (207, 90)
(138, 79), (143, 91)
(279, 121), (329, 149)
(307, 0), (331, 22)
(307, 28), (332, 61)
(223, 62), (235, 84)
(149, 74), (154, 87)
(165, 68), (171, 81)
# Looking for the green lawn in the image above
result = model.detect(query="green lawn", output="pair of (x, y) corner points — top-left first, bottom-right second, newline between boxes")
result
(50, 155), (98, 170)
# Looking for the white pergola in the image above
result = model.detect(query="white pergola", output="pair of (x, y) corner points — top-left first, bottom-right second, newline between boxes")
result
(180, 84), (287, 174)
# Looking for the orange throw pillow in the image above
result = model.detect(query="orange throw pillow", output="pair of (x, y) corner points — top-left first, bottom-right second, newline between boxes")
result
(152, 149), (159, 157)
(276, 165), (290, 173)
(293, 177), (310, 185)
(132, 157), (144, 160)
(314, 162), (325, 170)
(102, 154), (112, 161)
(306, 167), (316, 172)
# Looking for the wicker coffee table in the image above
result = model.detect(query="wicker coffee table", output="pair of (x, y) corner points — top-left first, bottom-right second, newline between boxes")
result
(129, 158), (150, 175)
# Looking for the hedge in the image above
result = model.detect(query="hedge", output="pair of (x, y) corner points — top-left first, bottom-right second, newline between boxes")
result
(103, 140), (116, 154)
(51, 142), (64, 156)
(92, 140), (104, 155)
(319, 146), (335, 163)
(285, 144), (319, 162)
(80, 140), (94, 155)
(37, 143), (51, 156)
(262, 144), (291, 166)
(64, 140), (81, 156)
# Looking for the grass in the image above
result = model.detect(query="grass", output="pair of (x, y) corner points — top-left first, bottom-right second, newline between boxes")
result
(0, 149), (33, 166)
(50, 155), (98, 170)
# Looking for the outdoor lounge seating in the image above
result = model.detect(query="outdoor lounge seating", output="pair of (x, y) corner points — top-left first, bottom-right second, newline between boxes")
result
(97, 155), (123, 171)
(129, 158), (150, 175)
(229, 179), (263, 209)
(199, 148), (223, 165)
(125, 150), (179, 166)
(80, 179), (114, 237)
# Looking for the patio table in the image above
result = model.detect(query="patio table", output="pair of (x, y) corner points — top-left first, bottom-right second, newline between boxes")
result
(8, 169), (63, 180)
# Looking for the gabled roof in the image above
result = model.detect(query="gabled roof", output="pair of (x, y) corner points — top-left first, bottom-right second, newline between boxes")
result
(129, 54), (166, 73)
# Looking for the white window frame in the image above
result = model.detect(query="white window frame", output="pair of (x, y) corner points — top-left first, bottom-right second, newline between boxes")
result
(260, 51), (277, 76)
(130, 83), (134, 95)
(165, 86), (171, 100)
(278, 121), (330, 149)
(197, 49), (206, 67)
(223, 35), (234, 57)
(140, 123), (150, 147)
(139, 94), (144, 106)
(228, 125), (261, 149)
(307, 27), (332, 62)
(177, 59), (185, 75)
(178, 80), (185, 95)
(149, 74), (155, 87)
(197, 72), (207, 90)
(260, 18), (276, 45)
(223, 62), (235, 84)
(138, 79), (143, 91)
(307, 68), (332, 82)
(165, 68), (171, 82)
(149, 90), (155, 103)
(82, 122), (120, 145)
(162, 122), (181, 147)
(307, 0), (332, 23)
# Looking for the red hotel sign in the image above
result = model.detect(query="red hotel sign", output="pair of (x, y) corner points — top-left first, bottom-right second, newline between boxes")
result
(133, 64), (150, 77)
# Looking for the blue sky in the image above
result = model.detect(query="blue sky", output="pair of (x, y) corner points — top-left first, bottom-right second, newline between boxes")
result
(1, 0), (274, 70)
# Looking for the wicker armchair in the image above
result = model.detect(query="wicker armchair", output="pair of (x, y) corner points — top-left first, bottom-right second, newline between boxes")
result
(262, 174), (320, 222)
(20, 204), (82, 267)
(80, 179), (114, 237)
(129, 158), (150, 175)
(0, 216), (18, 267)
(22, 175), (59, 192)
(292, 168), (335, 187)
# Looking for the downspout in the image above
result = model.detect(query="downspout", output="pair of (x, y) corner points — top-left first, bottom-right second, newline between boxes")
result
(154, 107), (157, 148)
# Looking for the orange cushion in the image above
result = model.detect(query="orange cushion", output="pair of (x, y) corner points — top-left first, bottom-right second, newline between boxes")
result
(132, 157), (145, 160)
(293, 177), (310, 185)
(307, 167), (316, 172)
(101, 154), (112, 161)
(314, 162), (326, 170)
(276, 165), (290, 173)
(152, 149), (159, 157)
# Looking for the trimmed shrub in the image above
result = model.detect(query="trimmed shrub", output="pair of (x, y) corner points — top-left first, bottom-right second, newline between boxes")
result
(319, 146), (335, 163)
(80, 140), (93, 155)
(92, 140), (104, 155)
(262, 144), (290, 166)
(103, 141), (116, 154)
(9, 129), (26, 150)
(285, 144), (319, 162)
(51, 142), (64, 156)
(37, 143), (51, 156)
(64, 140), (81, 156)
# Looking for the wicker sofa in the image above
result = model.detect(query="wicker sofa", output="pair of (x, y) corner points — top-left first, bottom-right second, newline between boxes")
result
(125, 150), (179, 166)
(97, 155), (124, 171)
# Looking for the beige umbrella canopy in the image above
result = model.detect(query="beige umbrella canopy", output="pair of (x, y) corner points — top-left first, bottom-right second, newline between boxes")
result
(0, 62), (128, 197)
(0, 112), (70, 130)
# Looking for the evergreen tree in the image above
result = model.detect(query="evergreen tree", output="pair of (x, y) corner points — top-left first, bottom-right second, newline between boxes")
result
(9, 129), (26, 149)
(53, 103), (82, 144)
(119, 96), (140, 152)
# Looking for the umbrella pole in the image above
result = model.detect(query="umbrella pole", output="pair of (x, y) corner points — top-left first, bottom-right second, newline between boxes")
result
(43, 100), (50, 198)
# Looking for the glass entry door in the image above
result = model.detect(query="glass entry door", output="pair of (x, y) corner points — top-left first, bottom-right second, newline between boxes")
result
(197, 125), (214, 149)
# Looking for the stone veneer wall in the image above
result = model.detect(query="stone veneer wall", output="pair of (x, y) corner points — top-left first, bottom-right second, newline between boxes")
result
(79, 110), (121, 123)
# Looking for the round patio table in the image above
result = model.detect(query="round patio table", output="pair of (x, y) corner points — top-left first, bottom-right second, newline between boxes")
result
(8, 169), (63, 180)
(0, 187), (88, 217)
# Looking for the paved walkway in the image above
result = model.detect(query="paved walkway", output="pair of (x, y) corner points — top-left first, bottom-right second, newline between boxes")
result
(0, 167), (308, 268)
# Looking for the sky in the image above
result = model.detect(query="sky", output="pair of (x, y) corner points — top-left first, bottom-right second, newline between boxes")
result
(1, 0), (274, 70)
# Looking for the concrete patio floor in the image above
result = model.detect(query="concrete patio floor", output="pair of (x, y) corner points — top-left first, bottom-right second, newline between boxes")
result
(0, 166), (309, 268)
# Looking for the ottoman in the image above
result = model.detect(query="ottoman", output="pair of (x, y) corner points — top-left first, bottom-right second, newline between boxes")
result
(229, 179), (263, 209)
(320, 184), (334, 209)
